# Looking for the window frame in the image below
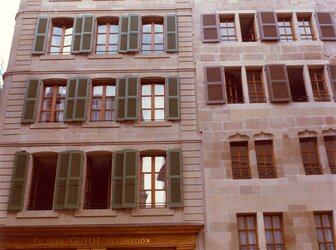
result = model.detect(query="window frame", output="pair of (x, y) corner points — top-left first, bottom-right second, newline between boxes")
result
(299, 137), (322, 175)
(255, 140), (277, 179)
(263, 213), (286, 250)
(277, 14), (295, 41)
(246, 68), (266, 103)
(141, 16), (164, 54)
(219, 15), (237, 42)
(324, 136), (336, 174)
(237, 214), (259, 250)
(230, 141), (251, 179)
(297, 13), (315, 41)
(314, 211), (336, 249)
(309, 67), (331, 102)
(49, 18), (73, 55)
(95, 17), (119, 54)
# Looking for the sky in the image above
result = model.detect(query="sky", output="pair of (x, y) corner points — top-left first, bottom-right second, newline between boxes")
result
(0, 0), (21, 70)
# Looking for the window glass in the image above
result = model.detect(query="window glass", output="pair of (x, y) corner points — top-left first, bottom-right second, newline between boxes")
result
(90, 83), (116, 122)
(96, 20), (119, 54)
(141, 18), (164, 53)
(141, 82), (165, 121)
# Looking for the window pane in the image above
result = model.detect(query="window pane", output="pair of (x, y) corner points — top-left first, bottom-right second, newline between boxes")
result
(109, 34), (118, 45)
(62, 46), (71, 54)
(92, 98), (102, 110)
(154, 24), (163, 32)
(106, 86), (116, 96)
(50, 47), (60, 54)
(55, 99), (64, 110)
(42, 100), (52, 110)
(41, 112), (51, 122)
(155, 84), (164, 95)
(248, 231), (257, 244)
(142, 97), (151, 108)
(155, 156), (165, 172)
(104, 111), (114, 121)
(53, 27), (62, 35)
(155, 96), (164, 108)
(154, 45), (164, 52)
(98, 25), (107, 33)
(239, 232), (247, 244)
(90, 111), (100, 121)
(155, 190), (166, 205)
(97, 34), (107, 44)
(155, 110), (164, 121)
(93, 86), (103, 96)
(96, 45), (105, 53)
(142, 45), (151, 52)
(108, 45), (118, 53)
(143, 174), (151, 189)
(142, 157), (152, 172)
(45, 87), (54, 97)
(55, 111), (64, 122)
(246, 216), (255, 229)
(51, 36), (61, 46)
(106, 98), (115, 109)
(65, 27), (73, 35)
(142, 85), (151, 95)
(142, 110), (151, 121)
(110, 24), (119, 33)
(58, 87), (66, 97)
(143, 24), (151, 32)
(155, 174), (165, 189)
(155, 34), (163, 43)
(142, 34), (151, 44)
(64, 35), (72, 46)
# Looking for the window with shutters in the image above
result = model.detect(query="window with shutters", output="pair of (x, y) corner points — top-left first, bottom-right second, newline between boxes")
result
(49, 19), (73, 55)
(140, 153), (167, 208)
(141, 17), (164, 53)
(309, 68), (331, 102)
(90, 80), (116, 122)
(237, 214), (259, 250)
(141, 79), (165, 121)
(40, 81), (67, 123)
(28, 153), (57, 210)
(287, 67), (308, 102)
(324, 136), (336, 174)
(246, 69), (266, 103)
(277, 14), (295, 41)
(299, 137), (322, 175)
(314, 212), (336, 250)
(297, 14), (315, 41)
(84, 152), (112, 209)
(95, 17), (119, 54)
(225, 68), (244, 103)
(220, 16), (236, 42)
(255, 140), (277, 178)
(230, 141), (250, 179)
(239, 14), (257, 42)
(264, 213), (285, 250)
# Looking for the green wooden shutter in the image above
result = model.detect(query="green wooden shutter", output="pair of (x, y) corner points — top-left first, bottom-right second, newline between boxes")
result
(71, 17), (83, 53)
(127, 14), (140, 52)
(167, 149), (183, 208)
(32, 17), (49, 54)
(166, 76), (180, 120)
(21, 79), (41, 123)
(123, 149), (138, 208)
(81, 15), (95, 52)
(165, 14), (178, 52)
(64, 78), (77, 122)
(54, 151), (84, 209)
(112, 151), (124, 209)
(125, 76), (139, 120)
(115, 78), (126, 121)
(119, 16), (129, 53)
(7, 152), (30, 211)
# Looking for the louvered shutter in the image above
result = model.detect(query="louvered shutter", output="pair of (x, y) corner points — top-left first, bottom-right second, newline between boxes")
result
(205, 67), (226, 104)
(258, 11), (280, 41)
(167, 149), (183, 208)
(112, 151), (124, 209)
(116, 78), (126, 121)
(315, 12), (336, 41)
(165, 14), (178, 52)
(21, 79), (41, 123)
(54, 152), (69, 209)
(64, 79), (77, 121)
(127, 14), (140, 52)
(327, 65), (336, 101)
(32, 17), (49, 54)
(119, 16), (129, 53)
(7, 152), (30, 211)
(81, 15), (95, 52)
(125, 76), (139, 120)
(265, 65), (291, 102)
(166, 76), (180, 120)
(201, 14), (220, 42)
(123, 150), (138, 208)
(72, 17), (83, 53)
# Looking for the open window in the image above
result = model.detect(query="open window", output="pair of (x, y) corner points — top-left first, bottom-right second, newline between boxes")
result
(220, 15), (236, 42)
(246, 68), (266, 103)
(239, 14), (256, 42)
(96, 17), (119, 54)
(297, 13), (315, 41)
(277, 13), (295, 41)
(287, 66), (308, 102)
(49, 18), (73, 55)
(309, 66), (330, 102)
(225, 68), (244, 103)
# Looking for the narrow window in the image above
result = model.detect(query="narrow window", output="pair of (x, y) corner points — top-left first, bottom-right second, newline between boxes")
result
(140, 154), (167, 208)
(49, 19), (73, 55)
(314, 212), (336, 250)
(287, 67), (308, 102)
(239, 14), (256, 42)
(230, 141), (250, 179)
(324, 136), (336, 174)
(141, 79), (165, 121)
(264, 214), (285, 250)
(28, 153), (57, 210)
(220, 16), (236, 42)
(237, 214), (258, 250)
(142, 17), (164, 53)
(40, 81), (66, 123)
(299, 137), (322, 175)
(96, 18), (119, 54)
(246, 69), (266, 103)
(90, 80), (116, 122)
(309, 68), (330, 102)
(297, 14), (314, 41)
(255, 140), (277, 178)
(84, 152), (112, 209)
(277, 14), (295, 41)
(225, 68), (244, 103)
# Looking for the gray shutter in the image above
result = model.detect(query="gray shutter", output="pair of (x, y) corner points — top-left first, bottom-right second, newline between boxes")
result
(201, 14), (220, 42)
(315, 12), (336, 41)
(327, 64), (336, 101)
(167, 149), (183, 208)
(72, 17), (83, 53)
(122, 149), (138, 208)
(115, 78), (126, 121)
(7, 152), (30, 211)
(258, 11), (280, 41)
(166, 76), (180, 120)
(118, 16), (129, 53)
(205, 66), (226, 104)
(64, 78), (77, 122)
(125, 76), (139, 120)
(112, 151), (124, 209)
(32, 17), (49, 54)
(81, 15), (95, 52)
(21, 79), (41, 123)
(165, 14), (178, 52)
(265, 65), (291, 102)
(127, 14), (140, 52)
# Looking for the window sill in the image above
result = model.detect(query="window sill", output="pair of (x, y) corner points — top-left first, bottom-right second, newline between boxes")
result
(131, 208), (174, 217)
(39, 54), (75, 60)
(134, 53), (170, 59)
(133, 121), (172, 127)
(30, 123), (68, 129)
(87, 54), (123, 59)
(74, 209), (117, 217)
(82, 122), (120, 128)
(16, 210), (59, 218)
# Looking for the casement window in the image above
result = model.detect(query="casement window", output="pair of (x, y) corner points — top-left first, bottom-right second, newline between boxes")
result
(141, 17), (164, 53)
(140, 154), (167, 208)
(239, 14), (257, 42)
(230, 141), (250, 179)
(28, 153), (57, 210)
(324, 136), (336, 174)
(255, 140), (277, 178)
(40, 82), (67, 123)
(299, 137), (322, 175)
(246, 69), (266, 103)
(220, 16), (236, 42)
(297, 14), (314, 41)
(315, 12), (336, 41)
(237, 214), (259, 250)
(84, 152), (112, 209)
(327, 64), (336, 102)
(309, 68), (330, 102)
(95, 18), (119, 54)
(90, 81), (116, 122)
(264, 214), (285, 250)
(277, 14), (295, 41)
(265, 64), (291, 102)
(258, 11), (280, 41)
(225, 68), (244, 103)
(314, 212), (336, 250)
(141, 79), (165, 121)
(287, 67), (308, 102)
(49, 19), (73, 55)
